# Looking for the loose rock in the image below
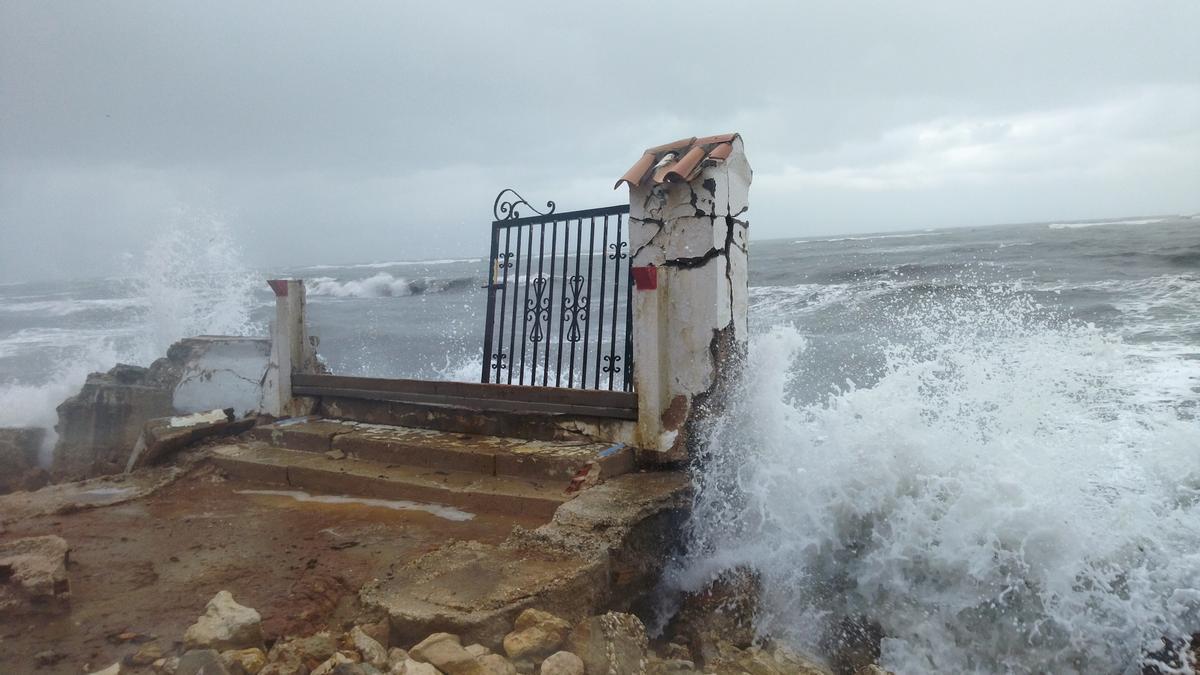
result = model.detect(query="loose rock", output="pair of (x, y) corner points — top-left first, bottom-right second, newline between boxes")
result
(399, 658), (441, 675)
(409, 633), (481, 675)
(464, 645), (490, 658)
(130, 643), (166, 667)
(0, 534), (71, 613)
(538, 651), (583, 675)
(565, 612), (648, 675)
(184, 590), (264, 652)
(312, 653), (355, 675)
(177, 649), (232, 675)
(264, 632), (338, 674)
(89, 663), (122, 675)
(503, 609), (572, 664)
(221, 647), (268, 675)
(352, 625), (390, 668)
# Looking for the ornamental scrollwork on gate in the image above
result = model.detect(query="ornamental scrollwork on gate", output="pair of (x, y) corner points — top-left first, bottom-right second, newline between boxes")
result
(526, 275), (551, 343)
(494, 189), (556, 221)
(562, 274), (589, 343)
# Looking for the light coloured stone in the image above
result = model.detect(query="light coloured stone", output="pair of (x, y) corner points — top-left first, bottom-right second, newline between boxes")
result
(265, 632), (338, 674)
(565, 612), (648, 675)
(177, 649), (233, 675)
(400, 658), (442, 675)
(537, 652), (583, 675)
(312, 652), (354, 675)
(89, 664), (122, 675)
(464, 645), (491, 658)
(221, 647), (268, 675)
(130, 644), (166, 666)
(409, 633), (480, 675)
(353, 625), (390, 668)
(184, 590), (264, 652)
(475, 654), (517, 675)
(387, 648), (410, 670)
(503, 609), (572, 662)
(0, 534), (70, 611)
(157, 656), (181, 674)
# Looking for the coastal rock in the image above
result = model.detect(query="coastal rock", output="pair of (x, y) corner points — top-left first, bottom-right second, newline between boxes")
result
(464, 645), (491, 658)
(177, 649), (232, 675)
(0, 534), (70, 612)
(220, 647), (268, 675)
(89, 663), (123, 675)
(130, 643), (166, 666)
(564, 612), (648, 675)
(704, 641), (831, 675)
(387, 648), (409, 670)
(53, 362), (179, 479)
(665, 566), (759, 652)
(399, 658), (441, 675)
(409, 633), (481, 675)
(184, 590), (265, 652)
(503, 609), (572, 663)
(352, 626), (390, 669)
(312, 653), (354, 675)
(264, 632), (338, 674)
(645, 657), (698, 675)
(538, 652), (583, 675)
(475, 654), (518, 675)
(0, 427), (45, 494)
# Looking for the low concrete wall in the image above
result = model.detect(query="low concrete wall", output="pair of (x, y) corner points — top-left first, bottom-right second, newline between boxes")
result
(173, 336), (273, 417)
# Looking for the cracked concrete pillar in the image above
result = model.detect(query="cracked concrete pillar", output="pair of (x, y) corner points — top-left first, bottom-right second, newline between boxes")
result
(266, 279), (318, 417)
(621, 135), (751, 462)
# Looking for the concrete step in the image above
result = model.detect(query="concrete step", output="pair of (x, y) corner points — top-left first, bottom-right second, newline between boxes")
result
(246, 418), (635, 481)
(211, 443), (570, 519)
(314, 394), (634, 444)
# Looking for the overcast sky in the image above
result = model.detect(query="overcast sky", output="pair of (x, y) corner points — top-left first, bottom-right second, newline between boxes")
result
(2, 1), (1198, 281)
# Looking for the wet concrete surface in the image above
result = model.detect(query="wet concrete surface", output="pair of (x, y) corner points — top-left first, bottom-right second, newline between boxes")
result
(0, 467), (540, 675)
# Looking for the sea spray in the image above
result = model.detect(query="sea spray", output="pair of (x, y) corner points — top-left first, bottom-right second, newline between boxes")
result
(670, 286), (1200, 674)
(0, 213), (262, 464)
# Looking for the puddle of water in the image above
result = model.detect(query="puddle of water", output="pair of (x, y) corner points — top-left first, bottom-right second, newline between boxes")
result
(82, 487), (136, 497)
(234, 489), (475, 522)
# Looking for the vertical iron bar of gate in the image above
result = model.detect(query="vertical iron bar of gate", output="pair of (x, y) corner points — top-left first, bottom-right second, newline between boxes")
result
(567, 218), (583, 387)
(554, 223), (570, 387)
(480, 226), (501, 383)
(493, 228), (511, 381)
(506, 226), (522, 385)
(530, 222), (547, 385)
(606, 214), (625, 389)
(581, 216), (597, 387)
(594, 216), (610, 389)
(543, 221), (559, 387)
(519, 224), (533, 384)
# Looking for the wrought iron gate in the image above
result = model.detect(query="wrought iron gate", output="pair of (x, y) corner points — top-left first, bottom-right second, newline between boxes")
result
(481, 189), (634, 392)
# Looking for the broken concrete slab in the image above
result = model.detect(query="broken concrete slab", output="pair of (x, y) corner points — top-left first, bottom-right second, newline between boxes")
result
(125, 409), (255, 472)
(361, 540), (605, 650)
(0, 535), (70, 614)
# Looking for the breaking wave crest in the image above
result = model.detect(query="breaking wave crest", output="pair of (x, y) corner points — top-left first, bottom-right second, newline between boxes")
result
(306, 273), (476, 298)
(672, 287), (1200, 674)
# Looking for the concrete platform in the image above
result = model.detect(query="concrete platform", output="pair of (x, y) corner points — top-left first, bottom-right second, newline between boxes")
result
(212, 443), (572, 519)
(247, 417), (636, 480)
(361, 470), (691, 649)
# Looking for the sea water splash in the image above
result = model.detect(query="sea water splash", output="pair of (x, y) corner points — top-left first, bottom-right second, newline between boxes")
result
(674, 285), (1200, 674)
(0, 213), (261, 464)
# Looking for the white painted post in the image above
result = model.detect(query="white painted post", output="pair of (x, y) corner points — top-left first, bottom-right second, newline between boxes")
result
(266, 279), (316, 417)
(625, 136), (751, 462)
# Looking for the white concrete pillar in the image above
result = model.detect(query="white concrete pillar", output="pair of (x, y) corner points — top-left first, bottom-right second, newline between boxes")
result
(266, 279), (317, 417)
(620, 135), (751, 462)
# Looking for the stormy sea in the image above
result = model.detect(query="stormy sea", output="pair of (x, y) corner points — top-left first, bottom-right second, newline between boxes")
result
(1, 214), (1197, 673)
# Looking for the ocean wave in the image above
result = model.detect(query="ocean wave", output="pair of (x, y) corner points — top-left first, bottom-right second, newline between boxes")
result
(305, 273), (477, 298)
(301, 258), (481, 271)
(671, 288), (1200, 673)
(1048, 217), (1166, 229)
(794, 232), (940, 245)
(0, 297), (146, 317)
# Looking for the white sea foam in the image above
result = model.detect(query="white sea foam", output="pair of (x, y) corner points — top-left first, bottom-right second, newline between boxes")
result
(795, 232), (941, 244)
(0, 214), (262, 465)
(305, 273), (475, 299)
(669, 287), (1200, 674)
(1048, 218), (1167, 229)
(301, 258), (481, 271)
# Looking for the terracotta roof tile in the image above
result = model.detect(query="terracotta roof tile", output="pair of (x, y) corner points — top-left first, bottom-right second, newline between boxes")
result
(615, 133), (741, 189)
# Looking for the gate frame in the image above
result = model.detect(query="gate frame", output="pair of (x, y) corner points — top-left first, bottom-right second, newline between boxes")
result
(480, 189), (634, 392)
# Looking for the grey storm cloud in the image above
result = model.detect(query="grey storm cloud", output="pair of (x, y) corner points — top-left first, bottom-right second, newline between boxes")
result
(1, 0), (1198, 281)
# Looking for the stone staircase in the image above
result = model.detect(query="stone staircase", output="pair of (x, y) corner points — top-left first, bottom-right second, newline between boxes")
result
(212, 417), (637, 520)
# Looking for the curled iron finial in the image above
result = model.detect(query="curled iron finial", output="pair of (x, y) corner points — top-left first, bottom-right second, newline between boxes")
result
(493, 188), (556, 221)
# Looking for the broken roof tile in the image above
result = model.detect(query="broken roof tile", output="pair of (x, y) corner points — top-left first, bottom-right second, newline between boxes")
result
(615, 133), (741, 190)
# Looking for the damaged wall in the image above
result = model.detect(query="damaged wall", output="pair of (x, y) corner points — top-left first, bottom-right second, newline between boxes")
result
(626, 136), (751, 462)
